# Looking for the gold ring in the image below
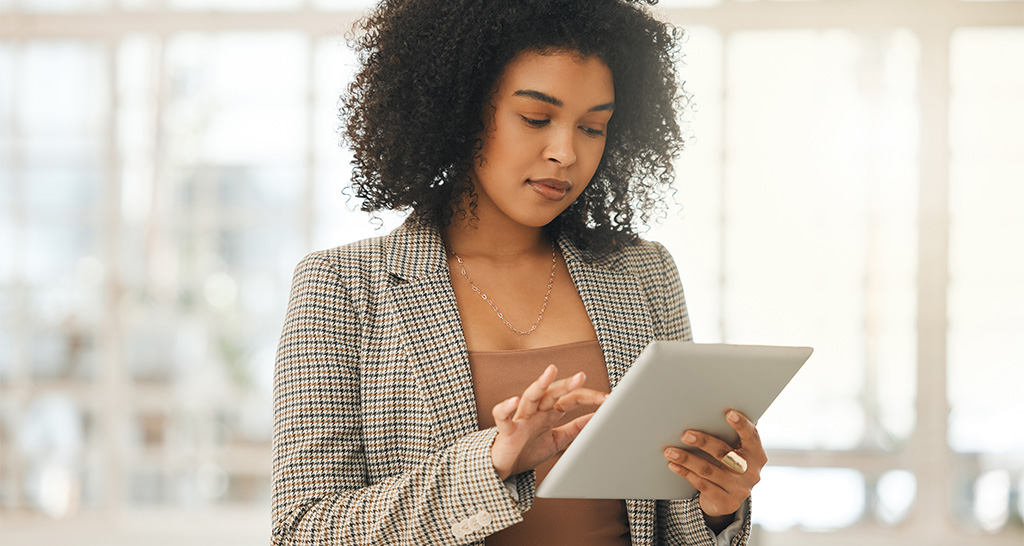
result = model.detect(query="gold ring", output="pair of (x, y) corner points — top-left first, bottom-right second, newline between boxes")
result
(721, 450), (748, 474)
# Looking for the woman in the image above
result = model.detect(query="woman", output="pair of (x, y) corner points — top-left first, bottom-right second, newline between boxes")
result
(272, 0), (765, 544)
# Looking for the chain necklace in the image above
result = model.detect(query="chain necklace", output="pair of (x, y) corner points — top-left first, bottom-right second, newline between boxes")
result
(448, 242), (557, 336)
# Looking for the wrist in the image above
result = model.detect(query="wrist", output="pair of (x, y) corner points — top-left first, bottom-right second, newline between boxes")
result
(702, 510), (735, 535)
(490, 444), (511, 481)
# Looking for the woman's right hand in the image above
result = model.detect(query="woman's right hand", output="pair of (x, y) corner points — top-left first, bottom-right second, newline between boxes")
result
(490, 364), (607, 481)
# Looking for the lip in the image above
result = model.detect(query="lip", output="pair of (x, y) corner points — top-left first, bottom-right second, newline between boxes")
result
(527, 178), (572, 201)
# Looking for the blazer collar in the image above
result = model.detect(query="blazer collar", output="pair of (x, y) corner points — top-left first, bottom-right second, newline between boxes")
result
(384, 216), (449, 283)
(383, 216), (626, 282)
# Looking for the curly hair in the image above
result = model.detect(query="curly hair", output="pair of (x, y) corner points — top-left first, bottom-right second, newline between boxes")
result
(342, 0), (687, 252)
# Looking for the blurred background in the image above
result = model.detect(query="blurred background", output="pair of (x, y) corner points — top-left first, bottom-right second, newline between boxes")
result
(0, 0), (1022, 545)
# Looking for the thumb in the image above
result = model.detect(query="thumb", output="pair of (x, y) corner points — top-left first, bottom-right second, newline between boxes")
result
(493, 396), (518, 436)
(551, 412), (595, 452)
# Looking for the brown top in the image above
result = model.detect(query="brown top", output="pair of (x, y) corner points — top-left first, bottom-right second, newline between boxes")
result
(469, 340), (630, 546)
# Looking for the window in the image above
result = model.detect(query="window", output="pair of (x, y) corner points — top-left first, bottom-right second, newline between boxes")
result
(1, 2), (1021, 544)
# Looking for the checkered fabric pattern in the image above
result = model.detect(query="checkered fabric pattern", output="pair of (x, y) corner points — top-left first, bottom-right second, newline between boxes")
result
(271, 217), (752, 545)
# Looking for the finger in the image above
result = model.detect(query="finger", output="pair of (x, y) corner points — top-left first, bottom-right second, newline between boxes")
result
(666, 457), (731, 503)
(552, 388), (608, 413)
(514, 365), (557, 420)
(550, 412), (596, 452)
(726, 410), (763, 453)
(724, 410), (767, 468)
(537, 371), (587, 411)
(667, 459), (724, 493)
(492, 396), (518, 435)
(680, 429), (737, 464)
(664, 446), (737, 490)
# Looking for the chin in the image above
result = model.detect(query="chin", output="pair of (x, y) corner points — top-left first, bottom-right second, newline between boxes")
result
(513, 217), (558, 229)
(509, 208), (568, 229)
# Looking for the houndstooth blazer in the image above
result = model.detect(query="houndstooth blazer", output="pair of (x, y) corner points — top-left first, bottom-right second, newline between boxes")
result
(271, 217), (752, 546)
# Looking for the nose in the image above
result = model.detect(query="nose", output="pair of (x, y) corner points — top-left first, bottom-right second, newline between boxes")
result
(545, 126), (577, 167)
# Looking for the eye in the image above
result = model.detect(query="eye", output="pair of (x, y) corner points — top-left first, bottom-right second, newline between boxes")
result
(520, 115), (549, 127)
(580, 125), (606, 138)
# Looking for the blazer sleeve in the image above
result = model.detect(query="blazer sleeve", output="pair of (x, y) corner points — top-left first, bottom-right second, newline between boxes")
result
(648, 242), (753, 546)
(271, 253), (531, 546)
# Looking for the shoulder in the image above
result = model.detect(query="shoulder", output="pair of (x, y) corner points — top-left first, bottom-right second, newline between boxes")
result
(286, 235), (392, 318)
(288, 216), (443, 298)
(292, 234), (389, 284)
(563, 235), (683, 302)
(559, 233), (680, 287)
(609, 238), (674, 269)
(297, 235), (389, 273)
(608, 239), (681, 299)
(596, 238), (691, 340)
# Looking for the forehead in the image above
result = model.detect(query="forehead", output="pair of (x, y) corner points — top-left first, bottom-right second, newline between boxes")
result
(495, 49), (614, 104)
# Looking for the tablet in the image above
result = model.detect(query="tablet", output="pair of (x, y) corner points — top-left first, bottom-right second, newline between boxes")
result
(536, 341), (812, 500)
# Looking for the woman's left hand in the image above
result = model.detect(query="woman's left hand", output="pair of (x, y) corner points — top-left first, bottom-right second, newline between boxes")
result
(662, 409), (765, 519)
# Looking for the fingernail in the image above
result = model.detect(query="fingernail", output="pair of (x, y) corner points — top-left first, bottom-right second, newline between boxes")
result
(577, 372), (586, 381)
(683, 432), (697, 444)
(664, 448), (675, 459)
(728, 411), (740, 422)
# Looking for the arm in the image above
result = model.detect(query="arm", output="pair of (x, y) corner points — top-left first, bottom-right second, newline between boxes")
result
(271, 253), (527, 545)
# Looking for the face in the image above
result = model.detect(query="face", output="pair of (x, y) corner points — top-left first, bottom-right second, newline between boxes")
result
(468, 49), (615, 229)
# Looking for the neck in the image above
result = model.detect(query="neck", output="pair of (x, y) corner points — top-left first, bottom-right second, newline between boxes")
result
(444, 217), (550, 259)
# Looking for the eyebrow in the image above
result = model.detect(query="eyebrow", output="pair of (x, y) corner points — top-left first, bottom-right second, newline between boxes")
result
(513, 89), (615, 112)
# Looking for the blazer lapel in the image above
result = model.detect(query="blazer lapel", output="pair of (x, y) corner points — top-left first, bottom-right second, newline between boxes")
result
(385, 219), (479, 449)
(558, 237), (654, 389)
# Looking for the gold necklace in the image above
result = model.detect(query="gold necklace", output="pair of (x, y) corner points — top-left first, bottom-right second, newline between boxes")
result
(448, 242), (557, 336)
